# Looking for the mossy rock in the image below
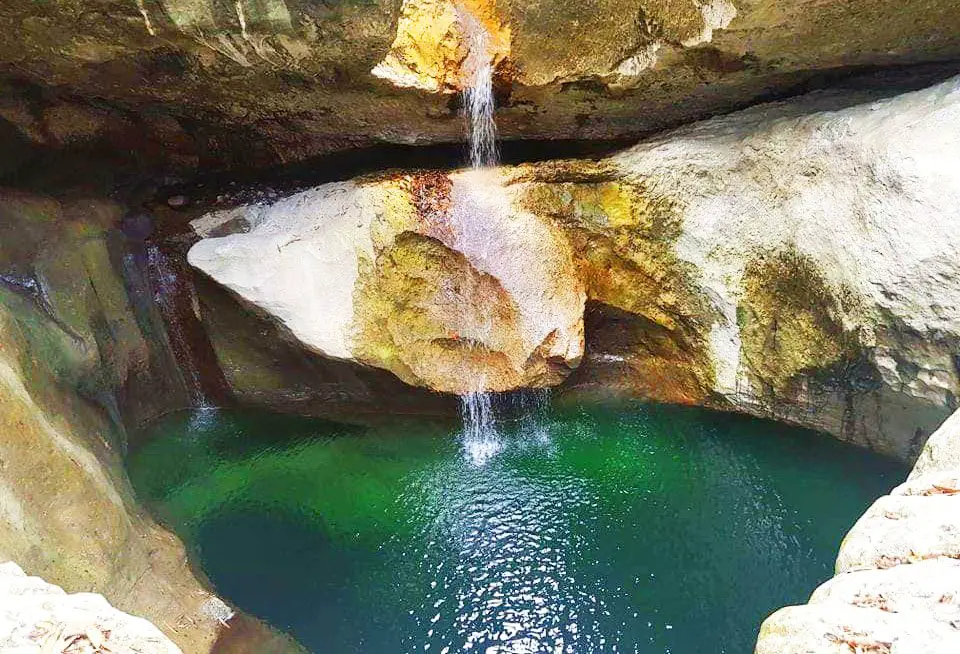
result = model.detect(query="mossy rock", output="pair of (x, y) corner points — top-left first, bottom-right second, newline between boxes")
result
(737, 249), (862, 393)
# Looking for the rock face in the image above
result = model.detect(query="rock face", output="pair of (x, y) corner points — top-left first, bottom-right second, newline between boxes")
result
(1, 0), (959, 170)
(578, 74), (960, 460)
(189, 168), (585, 394)
(191, 76), (960, 459)
(0, 562), (181, 654)
(755, 409), (960, 653)
(0, 190), (301, 652)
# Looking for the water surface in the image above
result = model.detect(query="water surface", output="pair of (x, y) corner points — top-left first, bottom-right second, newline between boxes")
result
(129, 401), (904, 653)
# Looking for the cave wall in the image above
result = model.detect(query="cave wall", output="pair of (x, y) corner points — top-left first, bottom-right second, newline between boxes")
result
(0, 0), (959, 172)
(0, 188), (301, 652)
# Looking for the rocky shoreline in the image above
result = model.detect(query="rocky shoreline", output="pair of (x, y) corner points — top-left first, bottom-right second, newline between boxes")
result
(756, 409), (960, 653)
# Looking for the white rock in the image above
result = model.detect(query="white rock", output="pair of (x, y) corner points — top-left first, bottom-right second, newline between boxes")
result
(0, 562), (182, 653)
(189, 170), (585, 394)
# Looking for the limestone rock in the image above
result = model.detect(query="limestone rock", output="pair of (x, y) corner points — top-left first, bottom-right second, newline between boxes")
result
(553, 76), (960, 460)
(188, 169), (585, 394)
(191, 77), (960, 454)
(756, 603), (960, 654)
(809, 559), (960, 628)
(835, 495), (960, 572)
(0, 562), (181, 654)
(755, 410), (960, 654)
(1, 0), (960, 170)
(0, 190), (302, 652)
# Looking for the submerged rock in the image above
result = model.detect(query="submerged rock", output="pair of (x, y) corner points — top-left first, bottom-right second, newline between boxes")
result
(191, 76), (960, 458)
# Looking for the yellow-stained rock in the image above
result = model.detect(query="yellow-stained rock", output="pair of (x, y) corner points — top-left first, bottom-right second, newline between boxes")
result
(372, 0), (511, 92)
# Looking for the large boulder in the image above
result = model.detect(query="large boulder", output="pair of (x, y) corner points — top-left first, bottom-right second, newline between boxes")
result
(188, 169), (586, 394)
(1, 0), (959, 169)
(190, 76), (960, 459)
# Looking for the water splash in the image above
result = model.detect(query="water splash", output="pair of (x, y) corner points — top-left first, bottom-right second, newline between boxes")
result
(458, 5), (498, 170)
(460, 391), (502, 465)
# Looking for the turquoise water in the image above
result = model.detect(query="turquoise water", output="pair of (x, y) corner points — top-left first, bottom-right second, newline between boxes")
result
(128, 401), (905, 653)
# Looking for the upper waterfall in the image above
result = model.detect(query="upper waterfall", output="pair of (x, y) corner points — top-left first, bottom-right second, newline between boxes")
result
(457, 5), (498, 169)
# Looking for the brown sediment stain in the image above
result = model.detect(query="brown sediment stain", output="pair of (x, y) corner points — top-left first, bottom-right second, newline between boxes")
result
(517, 161), (716, 402)
(410, 171), (455, 243)
(737, 248), (863, 394)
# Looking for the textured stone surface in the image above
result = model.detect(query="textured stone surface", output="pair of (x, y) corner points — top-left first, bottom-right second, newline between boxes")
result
(756, 602), (960, 654)
(191, 77), (960, 458)
(566, 75), (960, 459)
(1, 0), (959, 170)
(0, 562), (181, 654)
(755, 410), (960, 653)
(189, 169), (586, 394)
(0, 190), (302, 653)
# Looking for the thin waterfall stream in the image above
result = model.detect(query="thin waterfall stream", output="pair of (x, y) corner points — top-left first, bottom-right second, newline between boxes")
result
(455, 5), (544, 465)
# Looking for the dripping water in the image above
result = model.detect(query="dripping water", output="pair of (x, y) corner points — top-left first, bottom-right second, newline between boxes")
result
(147, 244), (210, 409)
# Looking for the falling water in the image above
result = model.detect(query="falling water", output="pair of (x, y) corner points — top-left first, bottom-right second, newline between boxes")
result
(456, 6), (500, 463)
(454, 6), (551, 464)
(458, 6), (499, 170)
(147, 244), (210, 408)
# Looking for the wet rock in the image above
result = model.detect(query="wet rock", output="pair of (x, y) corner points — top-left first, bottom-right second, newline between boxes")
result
(0, 189), (304, 653)
(189, 169), (585, 394)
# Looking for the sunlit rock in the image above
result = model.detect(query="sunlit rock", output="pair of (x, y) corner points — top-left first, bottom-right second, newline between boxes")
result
(755, 409), (960, 654)
(188, 169), (585, 394)
(192, 77), (960, 453)
(372, 0), (511, 92)
(756, 602), (960, 654)
(552, 75), (960, 460)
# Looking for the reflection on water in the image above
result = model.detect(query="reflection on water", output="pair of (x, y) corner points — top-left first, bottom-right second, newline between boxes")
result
(128, 402), (905, 654)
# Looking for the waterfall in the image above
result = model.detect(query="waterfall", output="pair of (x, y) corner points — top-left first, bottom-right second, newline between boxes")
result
(146, 244), (210, 408)
(454, 7), (551, 464)
(458, 5), (499, 170)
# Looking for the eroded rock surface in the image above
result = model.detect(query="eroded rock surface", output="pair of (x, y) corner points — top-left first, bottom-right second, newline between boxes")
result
(189, 169), (585, 394)
(756, 409), (960, 653)
(0, 189), (301, 653)
(1, 0), (959, 170)
(0, 562), (181, 654)
(191, 76), (960, 458)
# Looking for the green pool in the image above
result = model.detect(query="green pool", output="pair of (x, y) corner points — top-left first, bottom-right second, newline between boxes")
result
(128, 400), (905, 653)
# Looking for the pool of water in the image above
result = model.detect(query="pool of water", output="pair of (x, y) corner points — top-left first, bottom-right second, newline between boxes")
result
(128, 401), (905, 654)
